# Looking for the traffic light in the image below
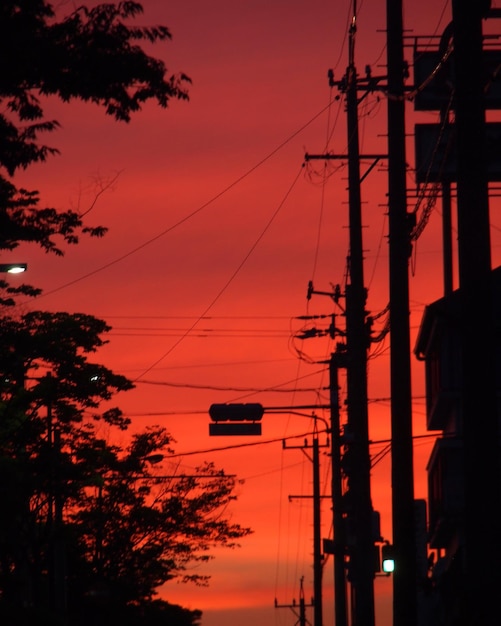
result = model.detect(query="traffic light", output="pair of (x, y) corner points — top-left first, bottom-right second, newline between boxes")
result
(381, 543), (395, 574)
(209, 403), (264, 422)
(208, 403), (264, 436)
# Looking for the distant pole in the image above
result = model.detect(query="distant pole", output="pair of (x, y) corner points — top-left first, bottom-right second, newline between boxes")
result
(451, 2), (501, 624)
(275, 577), (313, 626)
(386, 3), (417, 626)
(284, 432), (324, 626)
(312, 432), (323, 626)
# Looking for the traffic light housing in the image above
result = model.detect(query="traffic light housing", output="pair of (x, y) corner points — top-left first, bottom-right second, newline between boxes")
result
(209, 403), (264, 422)
(208, 403), (264, 436)
(381, 543), (395, 574)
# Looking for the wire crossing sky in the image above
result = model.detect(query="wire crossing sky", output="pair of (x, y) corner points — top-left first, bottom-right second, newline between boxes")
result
(8, 2), (501, 626)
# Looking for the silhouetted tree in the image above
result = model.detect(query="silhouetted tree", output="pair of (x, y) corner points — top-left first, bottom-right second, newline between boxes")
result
(0, 6), (233, 624)
(66, 432), (248, 626)
(0, 310), (131, 618)
(0, 310), (250, 625)
(100, 598), (202, 626)
(0, 1), (190, 258)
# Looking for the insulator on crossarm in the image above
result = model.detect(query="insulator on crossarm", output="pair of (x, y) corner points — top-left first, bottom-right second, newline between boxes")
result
(307, 280), (314, 300)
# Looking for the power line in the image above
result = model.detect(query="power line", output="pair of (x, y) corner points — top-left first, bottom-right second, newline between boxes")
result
(168, 429), (330, 458)
(135, 380), (325, 393)
(165, 429), (438, 460)
(116, 357), (298, 372)
(103, 315), (295, 320)
(112, 332), (289, 336)
(24, 100), (337, 306)
(132, 164), (305, 381)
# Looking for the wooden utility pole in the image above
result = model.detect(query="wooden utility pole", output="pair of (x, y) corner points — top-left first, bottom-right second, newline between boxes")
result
(386, 2), (417, 626)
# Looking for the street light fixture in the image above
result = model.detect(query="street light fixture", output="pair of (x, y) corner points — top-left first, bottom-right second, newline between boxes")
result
(0, 263), (28, 274)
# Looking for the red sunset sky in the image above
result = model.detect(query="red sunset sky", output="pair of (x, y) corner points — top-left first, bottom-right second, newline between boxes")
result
(6, 1), (501, 625)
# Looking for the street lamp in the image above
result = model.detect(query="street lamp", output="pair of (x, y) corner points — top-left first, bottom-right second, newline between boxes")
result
(0, 263), (27, 274)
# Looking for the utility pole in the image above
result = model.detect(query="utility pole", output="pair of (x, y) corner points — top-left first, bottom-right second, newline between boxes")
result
(286, 423), (328, 626)
(312, 432), (322, 626)
(330, 352), (348, 626)
(385, 2), (417, 626)
(275, 577), (314, 626)
(451, 2), (501, 624)
(342, 8), (375, 626)
(305, 5), (378, 624)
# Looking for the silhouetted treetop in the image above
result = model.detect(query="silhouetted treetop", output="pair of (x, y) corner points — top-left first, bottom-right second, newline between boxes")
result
(0, 1), (190, 259)
(0, 1), (190, 131)
(0, 310), (134, 432)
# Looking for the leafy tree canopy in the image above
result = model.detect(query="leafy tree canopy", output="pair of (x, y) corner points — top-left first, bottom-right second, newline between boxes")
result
(0, 310), (251, 624)
(0, 310), (133, 434)
(0, 6), (245, 624)
(0, 1), (190, 256)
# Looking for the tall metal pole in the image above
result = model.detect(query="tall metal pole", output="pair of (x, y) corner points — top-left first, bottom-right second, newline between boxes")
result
(344, 6), (375, 626)
(451, 2), (501, 624)
(386, 2), (417, 626)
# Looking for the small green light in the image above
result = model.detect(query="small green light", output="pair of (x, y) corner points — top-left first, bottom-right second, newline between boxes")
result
(381, 543), (395, 574)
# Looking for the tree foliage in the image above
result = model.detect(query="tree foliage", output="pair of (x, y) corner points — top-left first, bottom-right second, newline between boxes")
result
(0, 311), (251, 625)
(0, 1), (190, 257)
(0, 6), (250, 624)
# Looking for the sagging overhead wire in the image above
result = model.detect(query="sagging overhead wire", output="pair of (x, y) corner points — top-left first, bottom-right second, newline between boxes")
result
(167, 428), (331, 459)
(24, 99), (339, 305)
(133, 164), (305, 381)
(135, 379), (327, 394)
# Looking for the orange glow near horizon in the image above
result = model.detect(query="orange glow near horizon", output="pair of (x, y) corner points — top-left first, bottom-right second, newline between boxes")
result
(7, 2), (501, 626)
